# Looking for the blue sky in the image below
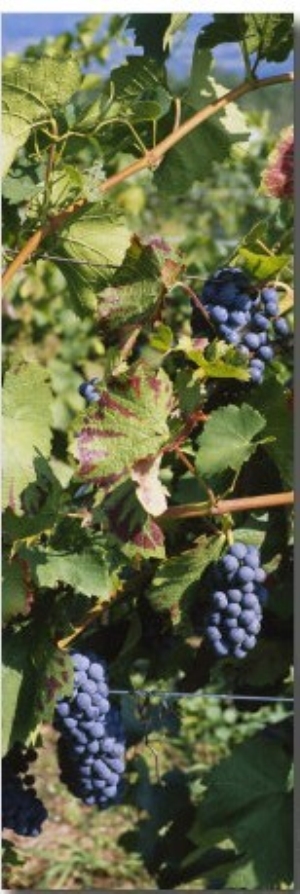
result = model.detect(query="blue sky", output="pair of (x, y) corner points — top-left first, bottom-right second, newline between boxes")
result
(1, 13), (293, 82)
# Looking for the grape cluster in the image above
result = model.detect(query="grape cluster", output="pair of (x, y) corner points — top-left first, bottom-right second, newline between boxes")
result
(191, 267), (290, 384)
(2, 742), (48, 837)
(78, 377), (100, 402)
(54, 651), (126, 808)
(205, 542), (268, 659)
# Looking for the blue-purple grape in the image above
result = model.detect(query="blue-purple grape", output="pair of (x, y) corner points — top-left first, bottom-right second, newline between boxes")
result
(78, 378), (100, 402)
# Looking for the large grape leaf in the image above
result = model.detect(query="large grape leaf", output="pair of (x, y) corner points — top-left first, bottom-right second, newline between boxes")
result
(189, 734), (293, 887)
(155, 49), (249, 195)
(196, 404), (266, 478)
(73, 365), (173, 489)
(147, 534), (224, 623)
(98, 235), (183, 332)
(2, 626), (73, 755)
(110, 56), (171, 119)
(249, 377), (293, 488)
(2, 56), (81, 177)
(50, 203), (131, 315)
(2, 365), (53, 514)
(20, 546), (115, 600)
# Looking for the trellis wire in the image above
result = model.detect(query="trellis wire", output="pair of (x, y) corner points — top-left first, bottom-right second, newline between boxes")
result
(1, 247), (221, 281)
(110, 689), (293, 705)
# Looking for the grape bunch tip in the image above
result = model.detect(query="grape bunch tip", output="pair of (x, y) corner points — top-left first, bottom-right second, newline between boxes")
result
(205, 542), (268, 659)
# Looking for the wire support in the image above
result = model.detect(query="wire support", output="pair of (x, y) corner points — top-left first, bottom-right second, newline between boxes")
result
(109, 689), (294, 705)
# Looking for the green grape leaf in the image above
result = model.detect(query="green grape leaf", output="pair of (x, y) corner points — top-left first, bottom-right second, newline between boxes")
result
(238, 247), (290, 280)
(2, 365), (53, 515)
(2, 160), (45, 205)
(2, 626), (73, 755)
(190, 734), (293, 887)
(111, 56), (171, 119)
(155, 49), (249, 195)
(147, 534), (224, 623)
(2, 56), (81, 176)
(3, 458), (65, 550)
(179, 337), (250, 382)
(49, 203), (131, 315)
(98, 236), (183, 332)
(46, 165), (84, 212)
(22, 547), (114, 600)
(222, 858), (260, 890)
(197, 13), (293, 63)
(243, 13), (294, 63)
(73, 365), (173, 490)
(249, 377), (293, 487)
(196, 404), (266, 477)
(196, 13), (245, 49)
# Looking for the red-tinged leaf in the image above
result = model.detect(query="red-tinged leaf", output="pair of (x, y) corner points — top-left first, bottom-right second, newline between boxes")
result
(97, 234), (184, 332)
(261, 126), (294, 200)
(2, 554), (35, 623)
(101, 480), (165, 559)
(73, 365), (173, 491)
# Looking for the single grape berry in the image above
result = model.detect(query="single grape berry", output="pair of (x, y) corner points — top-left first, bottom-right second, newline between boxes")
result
(205, 543), (267, 659)
(54, 651), (126, 809)
(78, 378), (100, 402)
(2, 742), (47, 837)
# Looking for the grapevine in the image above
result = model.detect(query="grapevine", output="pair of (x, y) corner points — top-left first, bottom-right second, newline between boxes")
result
(2, 11), (293, 891)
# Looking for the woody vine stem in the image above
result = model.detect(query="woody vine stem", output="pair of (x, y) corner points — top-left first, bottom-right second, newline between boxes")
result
(161, 491), (294, 522)
(2, 71), (293, 291)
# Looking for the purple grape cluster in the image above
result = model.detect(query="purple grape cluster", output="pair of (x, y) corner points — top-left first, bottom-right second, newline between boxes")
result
(78, 377), (100, 402)
(205, 542), (268, 659)
(2, 742), (48, 837)
(54, 651), (126, 808)
(191, 267), (290, 384)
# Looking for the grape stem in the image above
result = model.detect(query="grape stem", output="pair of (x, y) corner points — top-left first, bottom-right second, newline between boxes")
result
(2, 70), (293, 292)
(160, 490), (294, 520)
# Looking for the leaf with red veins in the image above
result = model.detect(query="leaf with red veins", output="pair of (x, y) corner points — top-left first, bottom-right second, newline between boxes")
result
(133, 518), (165, 556)
(73, 365), (174, 492)
(102, 480), (166, 559)
(131, 454), (169, 516)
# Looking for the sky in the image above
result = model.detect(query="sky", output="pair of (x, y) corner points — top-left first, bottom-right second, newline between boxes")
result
(1, 12), (294, 82)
